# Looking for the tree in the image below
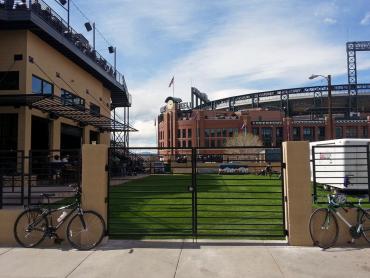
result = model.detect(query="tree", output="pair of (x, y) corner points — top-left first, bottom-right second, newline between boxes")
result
(224, 133), (263, 163)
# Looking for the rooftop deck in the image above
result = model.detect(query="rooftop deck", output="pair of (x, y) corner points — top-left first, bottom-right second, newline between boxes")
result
(0, 0), (131, 108)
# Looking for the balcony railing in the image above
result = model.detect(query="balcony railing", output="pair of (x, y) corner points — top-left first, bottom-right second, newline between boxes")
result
(0, 0), (126, 88)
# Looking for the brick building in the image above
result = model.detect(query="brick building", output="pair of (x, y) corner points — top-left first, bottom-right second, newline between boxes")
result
(158, 97), (370, 148)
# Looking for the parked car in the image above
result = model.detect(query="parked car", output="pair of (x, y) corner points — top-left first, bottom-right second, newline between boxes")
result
(218, 163), (248, 175)
(152, 161), (165, 174)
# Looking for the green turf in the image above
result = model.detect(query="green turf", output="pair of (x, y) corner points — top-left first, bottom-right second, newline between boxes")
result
(108, 174), (285, 240)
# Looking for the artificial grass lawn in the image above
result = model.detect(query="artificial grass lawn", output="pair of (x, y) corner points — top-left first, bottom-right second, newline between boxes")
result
(108, 174), (285, 239)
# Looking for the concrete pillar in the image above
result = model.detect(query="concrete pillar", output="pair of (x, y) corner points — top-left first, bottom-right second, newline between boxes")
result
(100, 132), (110, 145)
(83, 127), (90, 144)
(283, 141), (312, 246)
(50, 119), (61, 150)
(81, 144), (108, 230)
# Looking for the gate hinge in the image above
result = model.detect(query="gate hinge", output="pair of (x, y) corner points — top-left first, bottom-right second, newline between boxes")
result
(105, 197), (108, 203)
(284, 196), (288, 202)
(281, 162), (286, 169)
(285, 229), (289, 236)
(105, 164), (109, 171)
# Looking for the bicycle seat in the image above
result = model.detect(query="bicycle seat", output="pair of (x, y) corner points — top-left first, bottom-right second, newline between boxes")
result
(40, 193), (55, 198)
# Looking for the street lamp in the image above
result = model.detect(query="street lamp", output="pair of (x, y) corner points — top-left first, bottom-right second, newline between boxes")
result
(309, 74), (333, 139)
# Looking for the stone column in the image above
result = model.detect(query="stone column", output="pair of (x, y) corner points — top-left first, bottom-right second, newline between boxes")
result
(81, 144), (108, 229)
(283, 141), (312, 246)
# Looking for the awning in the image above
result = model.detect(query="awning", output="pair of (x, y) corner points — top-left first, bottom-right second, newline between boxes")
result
(0, 94), (137, 132)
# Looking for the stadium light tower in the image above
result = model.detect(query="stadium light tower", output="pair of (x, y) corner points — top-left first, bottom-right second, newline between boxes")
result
(309, 74), (333, 140)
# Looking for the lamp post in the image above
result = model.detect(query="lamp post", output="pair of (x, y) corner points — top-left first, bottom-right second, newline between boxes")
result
(309, 74), (333, 139)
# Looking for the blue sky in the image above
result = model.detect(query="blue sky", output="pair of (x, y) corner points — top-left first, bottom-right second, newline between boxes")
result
(50, 0), (370, 145)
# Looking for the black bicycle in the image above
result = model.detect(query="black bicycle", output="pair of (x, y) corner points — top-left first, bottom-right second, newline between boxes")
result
(14, 185), (106, 250)
(309, 194), (370, 249)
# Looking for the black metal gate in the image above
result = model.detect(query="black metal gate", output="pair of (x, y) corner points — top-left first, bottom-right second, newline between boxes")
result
(107, 147), (286, 239)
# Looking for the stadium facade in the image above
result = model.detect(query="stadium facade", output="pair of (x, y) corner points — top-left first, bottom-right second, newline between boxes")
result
(158, 42), (370, 148)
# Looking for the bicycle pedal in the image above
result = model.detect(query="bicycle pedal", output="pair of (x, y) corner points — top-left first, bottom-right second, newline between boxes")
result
(54, 238), (64, 245)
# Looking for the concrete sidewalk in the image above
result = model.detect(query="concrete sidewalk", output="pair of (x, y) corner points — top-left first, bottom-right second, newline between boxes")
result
(0, 240), (370, 278)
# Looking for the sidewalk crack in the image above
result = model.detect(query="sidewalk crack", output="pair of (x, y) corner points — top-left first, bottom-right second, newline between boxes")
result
(173, 240), (185, 278)
(65, 250), (95, 278)
(267, 248), (286, 278)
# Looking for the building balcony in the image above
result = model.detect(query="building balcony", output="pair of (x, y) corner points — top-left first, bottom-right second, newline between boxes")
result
(0, 0), (130, 108)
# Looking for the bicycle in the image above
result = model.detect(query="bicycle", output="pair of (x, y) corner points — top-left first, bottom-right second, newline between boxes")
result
(14, 185), (106, 250)
(309, 194), (370, 249)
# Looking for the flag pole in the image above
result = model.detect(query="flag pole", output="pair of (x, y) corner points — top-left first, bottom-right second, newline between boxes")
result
(172, 78), (175, 97)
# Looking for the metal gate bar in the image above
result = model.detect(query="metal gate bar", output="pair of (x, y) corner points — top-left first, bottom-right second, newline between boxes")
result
(107, 146), (286, 239)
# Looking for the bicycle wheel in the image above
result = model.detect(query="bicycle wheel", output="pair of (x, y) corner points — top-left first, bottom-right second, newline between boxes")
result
(309, 208), (339, 249)
(66, 210), (105, 250)
(361, 209), (370, 243)
(14, 208), (48, 248)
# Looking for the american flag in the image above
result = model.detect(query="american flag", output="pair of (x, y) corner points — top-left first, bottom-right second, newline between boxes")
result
(168, 76), (174, 87)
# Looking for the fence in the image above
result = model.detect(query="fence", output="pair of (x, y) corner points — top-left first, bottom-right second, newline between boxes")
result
(311, 144), (370, 204)
(0, 149), (81, 208)
(107, 146), (286, 239)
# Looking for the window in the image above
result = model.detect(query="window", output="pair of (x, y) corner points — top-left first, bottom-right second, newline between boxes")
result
(188, 140), (192, 147)
(303, 127), (314, 141)
(32, 75), (53, 95)
(211, 129), (215, 137)
(318, 127), (325, 140)
(276, 127), (283, 147)
(204, 129), (210, 138)
(261, 128), (272, 147)
(188, 129), (192, 138)
(252, 127), (259, 136)
(205, 139), (210, 147)
(293, 127), (300, 140)
(335, 127), (343, 139)
(363, 127), (368, 138)
(345, 127), (357, 138)
(217, 129), (222, 137)
(210, 140), (215, 147)
(222, 128), (227, 137)
(182, 129), (186, 138)
(0, 71), (19, 90)
(90, 103), (100, 116)
(61, 89), (85, 110)
(177, 129), (181, 138)
(228, 128), (234, 137)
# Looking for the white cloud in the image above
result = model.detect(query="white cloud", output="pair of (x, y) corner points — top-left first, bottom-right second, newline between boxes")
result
(87, 0), (369, 146)
(324, 17), (337, 24)
(360, 12), (370, 25)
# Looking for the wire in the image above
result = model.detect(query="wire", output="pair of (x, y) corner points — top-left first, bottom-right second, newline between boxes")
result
(70, 0), (113, 47)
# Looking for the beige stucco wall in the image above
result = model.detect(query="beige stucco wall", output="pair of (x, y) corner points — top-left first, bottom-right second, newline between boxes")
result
(0, 30), (113, 154)
(283, 141), (370, 247)
(0, 144), (108, 246)
(0, 30), (27, 94)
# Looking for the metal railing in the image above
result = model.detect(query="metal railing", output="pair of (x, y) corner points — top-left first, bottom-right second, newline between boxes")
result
(0, 149), (81, 208)
(107, 146), (286, 239)
(311, 144), (370, 204)
(0, 150), (25, 207)
(0, 0), (127, 87)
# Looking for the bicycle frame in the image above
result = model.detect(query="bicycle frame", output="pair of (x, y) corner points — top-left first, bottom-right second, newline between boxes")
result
(28, 190), (85, 232)
(327, 201), (368, 235)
